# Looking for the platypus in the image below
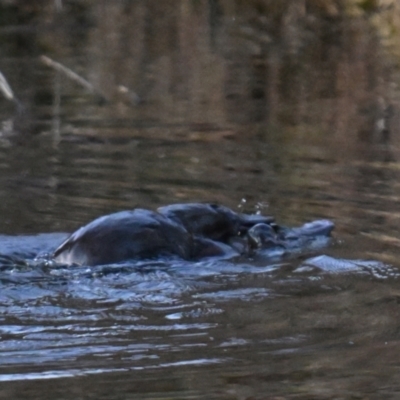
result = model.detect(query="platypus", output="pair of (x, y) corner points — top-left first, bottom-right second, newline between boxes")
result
(53, 203), (334, 266)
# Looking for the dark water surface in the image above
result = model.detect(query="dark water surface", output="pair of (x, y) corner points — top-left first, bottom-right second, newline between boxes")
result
(1, 1), (400, 399)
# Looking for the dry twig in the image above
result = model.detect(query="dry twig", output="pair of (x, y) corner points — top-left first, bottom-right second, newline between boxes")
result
(40, 55), (108, 103)
(0, 70), (15, 101)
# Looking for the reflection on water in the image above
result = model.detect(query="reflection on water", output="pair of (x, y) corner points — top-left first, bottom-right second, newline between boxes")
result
(1, 1), (400, 399)
(1, 230), (400, 399)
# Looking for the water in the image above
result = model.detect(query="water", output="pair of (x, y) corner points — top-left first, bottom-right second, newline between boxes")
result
(1, 1), (400, 399)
